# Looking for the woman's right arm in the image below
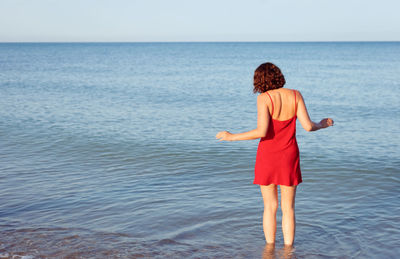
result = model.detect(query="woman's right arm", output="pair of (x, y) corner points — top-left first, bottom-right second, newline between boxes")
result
(296, 91), (334, 132)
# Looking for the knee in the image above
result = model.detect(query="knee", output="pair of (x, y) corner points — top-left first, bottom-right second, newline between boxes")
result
(264, 201), (278, 213)
(281, 204), (295, 215)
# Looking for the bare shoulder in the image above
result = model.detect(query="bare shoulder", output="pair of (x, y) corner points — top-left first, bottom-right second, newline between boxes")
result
(293, 89), (304, 101)
(257, 92), (269, 102)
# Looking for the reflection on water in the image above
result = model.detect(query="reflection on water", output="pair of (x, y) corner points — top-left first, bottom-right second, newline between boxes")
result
(262, 244), (298, 259)
(262, 243), (277, 259)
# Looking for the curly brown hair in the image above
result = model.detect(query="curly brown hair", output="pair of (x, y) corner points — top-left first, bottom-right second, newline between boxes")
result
(253, 62), (286, 93)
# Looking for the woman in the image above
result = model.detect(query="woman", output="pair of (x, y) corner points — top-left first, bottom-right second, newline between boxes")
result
(216, 62), (333, 246)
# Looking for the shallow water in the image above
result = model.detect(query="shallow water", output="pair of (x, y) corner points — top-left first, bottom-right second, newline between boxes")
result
(1, 42), (399, 258)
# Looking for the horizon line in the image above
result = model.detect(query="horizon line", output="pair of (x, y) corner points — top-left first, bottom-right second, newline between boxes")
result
(0, 40), (399, 44)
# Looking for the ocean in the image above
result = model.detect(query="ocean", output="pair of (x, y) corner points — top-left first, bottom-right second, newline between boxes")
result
(0, 42), (399, 258)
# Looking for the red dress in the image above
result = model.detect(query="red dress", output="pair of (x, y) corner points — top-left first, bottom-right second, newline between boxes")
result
(253, 89), (302, 186)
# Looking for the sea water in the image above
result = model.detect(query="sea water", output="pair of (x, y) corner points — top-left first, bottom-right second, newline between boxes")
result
(0, 42), (399, 258)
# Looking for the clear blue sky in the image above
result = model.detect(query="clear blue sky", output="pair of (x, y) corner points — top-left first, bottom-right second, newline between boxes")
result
(1, 0), (399, 42)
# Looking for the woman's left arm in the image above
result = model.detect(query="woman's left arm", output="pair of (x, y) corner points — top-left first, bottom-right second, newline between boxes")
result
(216, 94), (269, 141)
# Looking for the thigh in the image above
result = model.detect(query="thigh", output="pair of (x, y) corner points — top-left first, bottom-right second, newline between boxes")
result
(260, 184), (278, 206)
(280, 185), (297, 209)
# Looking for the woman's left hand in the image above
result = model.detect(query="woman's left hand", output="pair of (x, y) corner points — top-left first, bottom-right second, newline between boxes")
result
(216, 131), (234, 141)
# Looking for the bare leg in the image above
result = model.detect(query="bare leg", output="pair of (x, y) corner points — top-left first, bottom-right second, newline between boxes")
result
(260, 184), (278, 244)
(280, 185), (297, 246)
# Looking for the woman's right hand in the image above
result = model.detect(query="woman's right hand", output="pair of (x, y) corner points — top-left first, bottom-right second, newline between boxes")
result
(319, 118), (334, 128)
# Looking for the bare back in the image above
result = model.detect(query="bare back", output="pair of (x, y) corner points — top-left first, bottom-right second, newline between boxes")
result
(263, 88), (298, 121)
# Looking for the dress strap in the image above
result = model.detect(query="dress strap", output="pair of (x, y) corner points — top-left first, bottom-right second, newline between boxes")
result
(266, 92), (274, 116)
(293, 90), (297, 116)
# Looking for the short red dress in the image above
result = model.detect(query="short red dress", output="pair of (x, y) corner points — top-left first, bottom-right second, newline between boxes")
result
(253, 89), (302, 186)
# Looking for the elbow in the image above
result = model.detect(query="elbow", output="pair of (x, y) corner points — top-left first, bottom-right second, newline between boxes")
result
(257, 130), (267, 138)
(304, 124), (314, 132)
(305, 122), (320, 132)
